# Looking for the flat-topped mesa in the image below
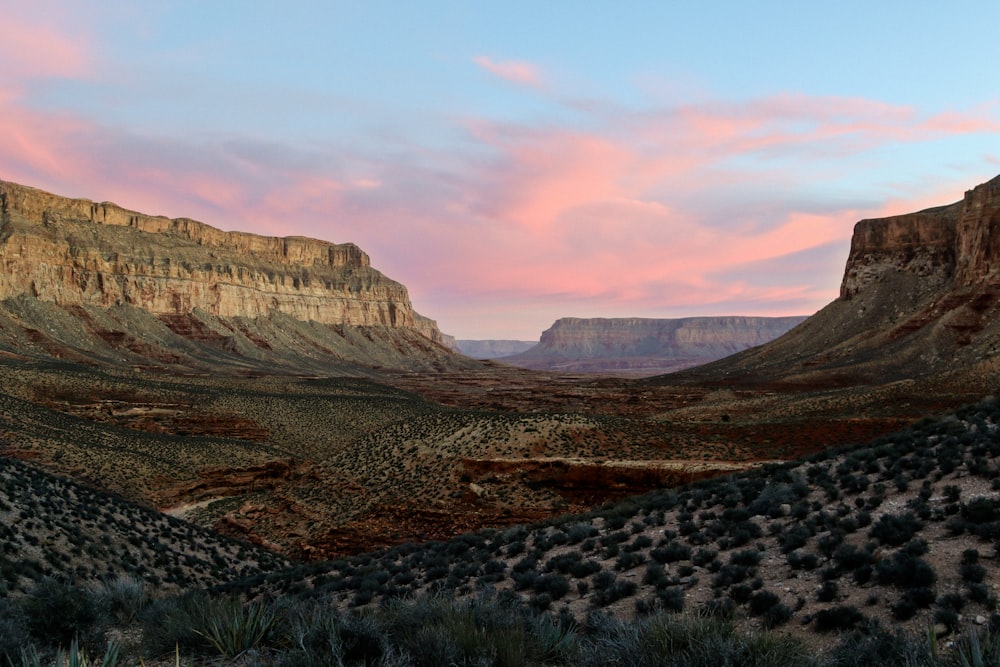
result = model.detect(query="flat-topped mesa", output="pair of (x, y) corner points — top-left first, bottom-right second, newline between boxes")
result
(840, 174), (1000, 299)
(0, 180), (429, 332)
(535, 316), (807, 357)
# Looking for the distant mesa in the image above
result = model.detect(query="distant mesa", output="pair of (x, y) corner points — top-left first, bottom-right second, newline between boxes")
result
(498, 316), (807, 377)
(670, 173), (1000, 387)
(455, 339), (537, 359)
(0, 180), (471, 373)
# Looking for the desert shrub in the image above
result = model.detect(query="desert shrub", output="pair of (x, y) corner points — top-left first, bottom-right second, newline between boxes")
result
(889, 587), (936, 621)
(748, 590), (780, 617)
(875, 550), (936, 589)
(97, 575), (150, 625)
(713, 564), (751, 588)
(21, 578), (102, 648)
(141, 591), (216, 655)
(963, 496), (1000, 523)
(825, 624), (935, 665)
(642, 563), (669, 587)
(566, 522), (598, 544)
(0, 598), (27, 664)
(817, 580), (838, 603)
(616, 551), (646, 571)
(787, 551), (819, 571)
(780, 525), (812, 553)
(729, 548), (763, 567)
(691, 548), (717, 567)
(534, 574), (570, 600)
(656, 587), (685, 613)
(814, 605), (865, 633)
(651, 541), (691, 564)
(869, 512), (921, 546)
(833, 543), (872, 571)
(592, 572), (638, 607)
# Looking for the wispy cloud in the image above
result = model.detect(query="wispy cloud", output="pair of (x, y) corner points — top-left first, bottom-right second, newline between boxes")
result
(473, 56), (543, 88)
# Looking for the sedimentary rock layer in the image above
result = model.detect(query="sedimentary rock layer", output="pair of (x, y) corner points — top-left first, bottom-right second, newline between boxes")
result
(0, 180), (428, 331)
(501, 316), (806, 375)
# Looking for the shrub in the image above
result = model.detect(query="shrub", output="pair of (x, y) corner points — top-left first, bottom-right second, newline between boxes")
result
(98, 575), (149, 625)
(817, 580), (838, 603)
(0, 598), (27, 664)
(748, 590), (780, 617)
(869, 512), (921, 546)
(813, 605), (865, 633)
(22, 579), (101, 648)
(650, 542), (691, 564)
(875, 550), (936, 589)
(963, 497), (1000, 524)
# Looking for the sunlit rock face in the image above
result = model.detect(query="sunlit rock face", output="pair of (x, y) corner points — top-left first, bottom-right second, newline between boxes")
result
(0, 180), (428, 330)
(0, 180), (462, 370)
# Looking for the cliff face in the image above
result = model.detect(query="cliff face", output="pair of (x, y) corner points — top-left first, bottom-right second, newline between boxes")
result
(0, 181), (422, 328)
(672, 174), (1000, 387)
(456, 340), (537, 359)
(501, 316), (806, 376)
(0, 180), (463, 371)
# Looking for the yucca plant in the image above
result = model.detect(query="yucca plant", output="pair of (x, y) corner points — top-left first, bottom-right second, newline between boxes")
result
(16, 640), (121, 667)
(194, 597), (279, 660)
(953, 624), (1000, 667)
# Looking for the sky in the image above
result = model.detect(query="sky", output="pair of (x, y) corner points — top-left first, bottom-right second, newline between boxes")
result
(1, 2), (998, 340)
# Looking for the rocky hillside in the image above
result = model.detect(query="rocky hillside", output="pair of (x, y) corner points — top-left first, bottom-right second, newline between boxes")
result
(0, 180), (469, 373)
(501, 316), (806, 376)
(670, 174), (1000, 387)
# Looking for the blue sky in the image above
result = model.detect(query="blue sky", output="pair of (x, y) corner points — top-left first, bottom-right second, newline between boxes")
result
(2, 1), (998, 338)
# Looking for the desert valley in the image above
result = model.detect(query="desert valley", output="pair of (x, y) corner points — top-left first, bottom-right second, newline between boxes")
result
(3, 174), (1000, 665)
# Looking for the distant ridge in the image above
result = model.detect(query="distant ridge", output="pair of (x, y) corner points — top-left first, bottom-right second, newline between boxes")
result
(456, 339), (537, 359)
(501, 315), (807, 376)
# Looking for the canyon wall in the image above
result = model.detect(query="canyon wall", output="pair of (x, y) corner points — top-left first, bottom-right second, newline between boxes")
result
(456, 340), (537, 359)
(673, 174), (1000, 386)
(0, 181), (441, 337)
(840, 175), (1000, 298)
(501, 316), (806, 375)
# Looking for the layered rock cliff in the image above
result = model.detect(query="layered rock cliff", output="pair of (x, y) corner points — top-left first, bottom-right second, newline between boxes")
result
(501, 316), (806, 376)
(669, 174), (1000, 387)
(456, 339), (537, 359)
(0, 180), (463, 371)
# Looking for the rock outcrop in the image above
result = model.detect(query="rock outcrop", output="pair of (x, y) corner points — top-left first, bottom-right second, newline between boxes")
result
(500, 316), (806, 376)
(0, 180), (465, 372)
(670, 174), (1000, 387)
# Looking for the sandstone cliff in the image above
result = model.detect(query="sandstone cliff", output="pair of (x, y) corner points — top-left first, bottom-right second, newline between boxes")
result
(669, 174), (1000, 387)
(0, 180), (465, 372)
(500, 316), (806, 376)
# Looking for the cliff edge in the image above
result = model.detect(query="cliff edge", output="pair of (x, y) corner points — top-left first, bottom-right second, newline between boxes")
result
(0, 180), (464, 372)
(667, 174), (1000, 387)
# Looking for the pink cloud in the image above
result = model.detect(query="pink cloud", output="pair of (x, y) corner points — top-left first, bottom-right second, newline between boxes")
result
(0, 25), (91, 85)
(473, 56), (543, 88)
